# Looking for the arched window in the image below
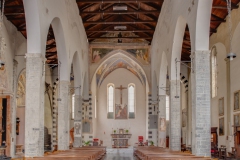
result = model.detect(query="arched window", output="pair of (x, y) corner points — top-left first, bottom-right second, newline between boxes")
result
(72, 94), (75, 119)
(211, 46), (217, 98)
(107, 84), (114, 119)
(166, 95), (169, 120)
(128, 84), (135, 119)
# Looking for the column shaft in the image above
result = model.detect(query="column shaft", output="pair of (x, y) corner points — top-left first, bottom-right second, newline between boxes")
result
(158, 95), (166, 148)
(169, 80), (181, 151)
(73, 95), (82, 147)
(58, 81), (70, 150)
(191, 51), (211, 156)
(25, 53), (44, 157)
(10, 60), (18, 157)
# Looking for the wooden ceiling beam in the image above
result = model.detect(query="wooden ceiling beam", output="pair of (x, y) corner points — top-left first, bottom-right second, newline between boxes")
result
(77, 0), (163, 2)
(211, 19), (226, 22)
(83, 20), (157, 24)
(212, 5), (238, 9)
(141, 2), (161, 10)
(86, 29), (154, 32)
(88, 37), (152, 39)
(80, 10), (160, 14)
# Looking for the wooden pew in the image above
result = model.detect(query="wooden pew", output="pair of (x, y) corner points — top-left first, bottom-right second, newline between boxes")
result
(25, 146), (106, 160)
(134, 146), (211, 160)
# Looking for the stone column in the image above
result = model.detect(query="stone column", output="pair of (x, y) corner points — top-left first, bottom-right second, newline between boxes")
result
(73, 95), (82, 147)
(191, 51), (211, 156)
(58, 80), (70, 150)
(158, 95), (166, 148)
(10, 60), (18, 157)
(169, 80), (181, 151)
(25, 53), (45, 157)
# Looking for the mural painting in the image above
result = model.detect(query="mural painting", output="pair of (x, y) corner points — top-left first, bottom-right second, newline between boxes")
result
(92, 48), (113, 63)
(115, 104), (128, 119)
(74, 122), (81, 137)
(91, 48), (150, 64)
(96, 58), (146, 86)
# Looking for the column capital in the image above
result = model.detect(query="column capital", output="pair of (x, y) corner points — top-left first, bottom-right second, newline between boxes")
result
(192, 50), (211, 54)
(25, 53), (46, 61)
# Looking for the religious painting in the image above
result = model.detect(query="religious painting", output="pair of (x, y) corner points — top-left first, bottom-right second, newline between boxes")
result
(91, 48), (113, 63)
(74, 122), (81, 137)
(234, 91), (240, 111)
(125, 48), (150, 64)
(218, 97), (224, 116)
(115, 104), (128, 119)
(159, 118), (166, 131)
(234, 114), (240, 126)
(219, 117), (224, 136)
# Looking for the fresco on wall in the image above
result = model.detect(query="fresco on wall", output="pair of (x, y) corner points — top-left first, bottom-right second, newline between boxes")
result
(92, 48), (113, 63)
(125, 49), (149, 64)
(91, 48), (150, 64)
(115, 104), (128, 119)
(96, 58), (146, 86)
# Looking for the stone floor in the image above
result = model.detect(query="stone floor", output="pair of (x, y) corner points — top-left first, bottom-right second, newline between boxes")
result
(103, 147), (137, 160)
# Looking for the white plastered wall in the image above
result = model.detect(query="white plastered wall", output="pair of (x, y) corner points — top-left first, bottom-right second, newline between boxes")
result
(209, 3), (240, 150)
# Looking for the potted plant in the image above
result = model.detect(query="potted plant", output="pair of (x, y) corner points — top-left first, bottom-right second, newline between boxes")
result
(149, 141), (154, 146)
(114, 130), (116, 134)
(83, 140), (90, 146)
(125, 129), (129, 134)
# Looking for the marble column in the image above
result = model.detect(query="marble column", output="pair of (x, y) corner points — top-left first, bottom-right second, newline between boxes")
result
(58, 80), (70, 150)
(10, 60), (18, 157)
(73, 95), (82, 147)
(25, 53), (45, 157)
(191, 51), (211, 156)
(169, 80), (181, 151)
(158, 95), (166, 148)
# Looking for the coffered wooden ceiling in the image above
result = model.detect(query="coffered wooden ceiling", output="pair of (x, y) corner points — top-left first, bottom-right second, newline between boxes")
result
(2, 0), (240, 63)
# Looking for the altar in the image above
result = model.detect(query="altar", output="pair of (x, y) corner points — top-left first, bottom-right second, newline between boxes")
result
(111, 133), (132, 148)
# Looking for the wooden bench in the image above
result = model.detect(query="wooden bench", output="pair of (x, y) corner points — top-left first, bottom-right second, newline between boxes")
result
(25, 146), (106, 160)
(134, 146), (211, 160)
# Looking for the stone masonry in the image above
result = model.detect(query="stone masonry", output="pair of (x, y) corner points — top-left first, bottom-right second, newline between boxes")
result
(191, 51), (211, 156)
(58, 80), (70, 150)
(169, 80), (181, 151)
(158, 95), (166, 148)
(73, 95), (82, 147)
(25, 53), (45, 157)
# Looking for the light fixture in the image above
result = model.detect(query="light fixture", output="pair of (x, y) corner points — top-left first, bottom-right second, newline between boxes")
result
(114, 26), (127, 30)
(113, 5), (127, 11)
(0, 59), (4, 70)
(118, 32), (122, 43)
(226, 0), (236, 60)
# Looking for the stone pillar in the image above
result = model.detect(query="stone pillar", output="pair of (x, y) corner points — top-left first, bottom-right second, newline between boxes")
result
(73, 95), (82, 147)
(158, 95), (166, 148)
(169, 80), (181, 151)
(58, 80), (70, 150)
(10, 60), (18, 157)
(25, 53), (45, 157)
(148, 94), (158, 146)
(191, 51), (211, 156)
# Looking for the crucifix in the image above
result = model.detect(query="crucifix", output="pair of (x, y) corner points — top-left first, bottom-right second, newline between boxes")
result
(115, 85), (127, 104)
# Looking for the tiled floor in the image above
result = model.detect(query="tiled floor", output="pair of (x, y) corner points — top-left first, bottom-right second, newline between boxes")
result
(103, 147), (137, 160)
